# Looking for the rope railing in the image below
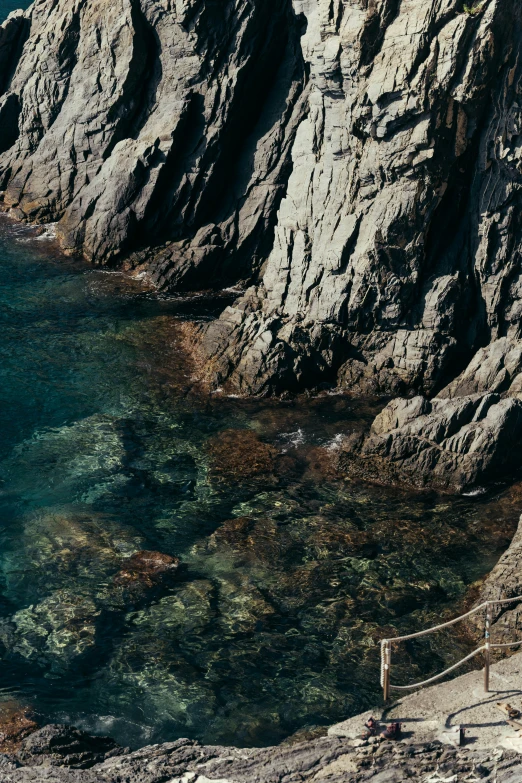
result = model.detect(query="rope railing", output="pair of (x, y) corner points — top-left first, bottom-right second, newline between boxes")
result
(380, 594), (522, 700)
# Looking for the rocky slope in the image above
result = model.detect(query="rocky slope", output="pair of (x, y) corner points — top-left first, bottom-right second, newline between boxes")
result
(3, 720), (522, 782)
(3, 0), (522, 490)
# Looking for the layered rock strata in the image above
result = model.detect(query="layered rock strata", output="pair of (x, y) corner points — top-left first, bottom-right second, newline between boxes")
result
(339, 338), (522, 492)
(3, 0), (522, 489)
(200, 0), (522, 398)
(0, 0), (307, 289)
(2, 723), (522, 782)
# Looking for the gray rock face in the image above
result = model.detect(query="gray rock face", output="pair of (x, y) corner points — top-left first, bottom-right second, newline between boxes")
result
(2, 727), (522, 782)
(339, 334), (522, 491)
(200, 0), (522, 397)
(0, 0), (306, 290)
(3, 0), (522, 489)
(340, 391), (522, 492)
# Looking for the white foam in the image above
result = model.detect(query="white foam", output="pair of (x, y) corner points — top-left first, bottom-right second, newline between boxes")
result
(462, 486), (487, 497)
(278, 428), (306, 452)
(324, 433), (347, 451)
(35, 223), (58, 240)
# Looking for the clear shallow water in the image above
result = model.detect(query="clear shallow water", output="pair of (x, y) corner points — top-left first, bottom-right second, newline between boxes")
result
(0, 215), (520, 748)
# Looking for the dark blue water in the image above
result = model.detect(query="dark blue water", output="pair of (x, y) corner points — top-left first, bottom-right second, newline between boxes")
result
(0, 0), (29, 21)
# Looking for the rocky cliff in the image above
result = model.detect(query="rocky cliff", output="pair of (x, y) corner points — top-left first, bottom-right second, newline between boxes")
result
(3, 0), (522, 490)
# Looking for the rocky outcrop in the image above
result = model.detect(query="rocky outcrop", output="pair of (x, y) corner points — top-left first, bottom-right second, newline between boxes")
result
(200, 0), (522, 397)
(340, 389), (522, 492)
(0, 0), (307, 290)
(479, 512), (522, 641)
(13, 724), (122, 770)
(2, 723), (522, 782)
(337, 336), (522, 492)
(4, 0), (522, 489)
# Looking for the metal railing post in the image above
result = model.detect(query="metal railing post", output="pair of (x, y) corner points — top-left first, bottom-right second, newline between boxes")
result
(484, 602), (491, 693)
(383, 641), (391, 701)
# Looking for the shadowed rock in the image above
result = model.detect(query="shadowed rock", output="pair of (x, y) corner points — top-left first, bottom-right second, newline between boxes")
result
(15, 724), (122, 769)
(0, 0), (306, 291)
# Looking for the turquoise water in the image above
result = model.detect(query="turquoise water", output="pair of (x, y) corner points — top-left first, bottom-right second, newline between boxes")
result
(0, 0), (29, 20)
(0, 215), (519, 749)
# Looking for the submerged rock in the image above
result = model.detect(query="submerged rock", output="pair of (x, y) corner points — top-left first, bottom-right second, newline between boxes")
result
(0, 415), (127, 503)
(1, 510), (144, 606)
(0, 547), (182, 672)
(206, 429), (278, 484)
(113, 550), (180, 590)
(196, 516), (294, 566)
(106, 549), (181, 608)
(97, 595), (218, 734)
(0, 703), (39, 754)
(0, 590), (101, 671)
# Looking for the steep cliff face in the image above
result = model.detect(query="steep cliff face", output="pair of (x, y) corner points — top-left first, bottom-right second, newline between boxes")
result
(2, 0), (522, 490)
(0, 0), (307, 288)
(203, 0), (522, 397)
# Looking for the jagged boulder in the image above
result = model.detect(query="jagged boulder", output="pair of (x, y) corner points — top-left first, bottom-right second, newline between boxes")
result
(340, 393), (522, 492)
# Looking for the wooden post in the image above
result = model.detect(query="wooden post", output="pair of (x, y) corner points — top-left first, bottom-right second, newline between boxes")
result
(383, 641), (391, 701)
(484, 603), (491, 693)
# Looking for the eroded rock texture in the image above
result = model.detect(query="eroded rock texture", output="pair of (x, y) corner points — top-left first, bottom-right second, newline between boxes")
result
(479, 512), (522, 641)
(0, 0), (307, 287)
(202, 0), (522, 398)
(3, 727), (522, 782)
(340, 338), (522, 492)
(3, 0), (522, 489)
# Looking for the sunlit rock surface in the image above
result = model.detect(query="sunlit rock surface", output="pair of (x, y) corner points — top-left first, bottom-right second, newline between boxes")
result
(3, 724), (522, 782)
(3, 0), (522, 489)
(340, 392), (522, 492)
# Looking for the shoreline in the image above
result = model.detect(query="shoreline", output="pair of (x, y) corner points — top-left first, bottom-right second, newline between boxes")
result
(4, 649), (522, 781)
(1, 220), (520, 764)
